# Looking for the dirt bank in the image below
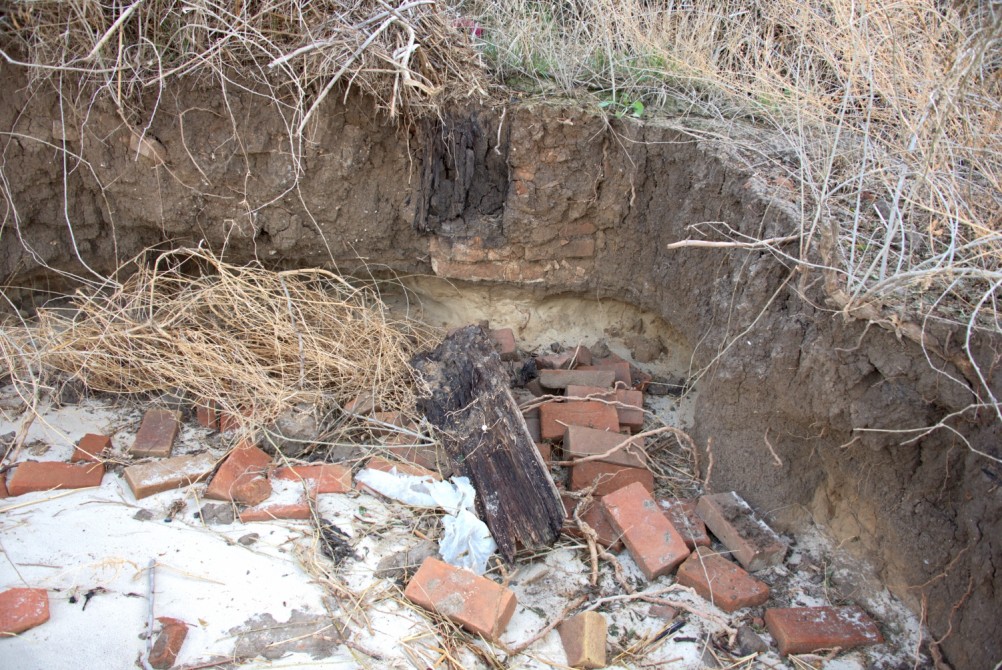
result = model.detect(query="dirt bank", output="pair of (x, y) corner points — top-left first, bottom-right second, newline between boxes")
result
(1, 69), (999, 667)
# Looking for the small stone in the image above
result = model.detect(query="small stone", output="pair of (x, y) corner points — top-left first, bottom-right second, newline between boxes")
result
(262, 403), (319, 458)
(374, 540), (439, 580)
(735, 624), (769, 655)
(237, 533), (260, 546)
(133, 509), (155, 521)
(200, 503), (236, 525)
(648, 604), (677, 620)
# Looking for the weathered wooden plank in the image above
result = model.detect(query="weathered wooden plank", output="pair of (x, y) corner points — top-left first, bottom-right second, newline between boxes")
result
(412, 325), (564, 561)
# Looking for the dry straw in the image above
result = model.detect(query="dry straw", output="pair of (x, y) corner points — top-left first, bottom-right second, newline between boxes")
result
(30, 248), (433, 438)
(0, 0), (489, 124)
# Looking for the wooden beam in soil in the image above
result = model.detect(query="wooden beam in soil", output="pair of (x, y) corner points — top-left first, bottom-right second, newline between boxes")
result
(412, 325), (565, 562)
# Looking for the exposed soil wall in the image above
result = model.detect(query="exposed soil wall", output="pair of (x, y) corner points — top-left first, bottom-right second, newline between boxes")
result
(2, 69), (999, 667)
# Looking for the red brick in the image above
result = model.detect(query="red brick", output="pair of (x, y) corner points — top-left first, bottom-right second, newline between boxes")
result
(660, 499), (711, 549)
(0, 476), (7, 498)
(676, 546), (770, 613)
(231, 475), (272, 506)
(240, 498), (312, 522)
(404, 557), (517, 642)
(123, 452), (218, 499)
(559, 611), (607, 668)
(149, 616), (188, 669)
(195, 402), (220, 430)
(204, 442), (272, 501)
(539, 369), (615, 390)
(218, 407), (253, 433)
(564, 424), (647, 468)
(363, 456), (439, 481)
(539, 401), (619, 441)
(0, 588), (49, 635)
(764, 606), (884, 656)
(562, 495), (623, 550)
(601, 482), (690, 580)
(613, 389), (644, 432)
(72, 433), (112, 462)
(7, 461), (104, 496)
(581, 358), (632, 386)
(565, 384), (612, 399)
(275, 463), (354, 492)
(131, 409), (181, 458)
(535, 442), (551, 463)
(490, 328), (519, 361)
(570, 461), (654, 496)
(696, 492), (787, 572)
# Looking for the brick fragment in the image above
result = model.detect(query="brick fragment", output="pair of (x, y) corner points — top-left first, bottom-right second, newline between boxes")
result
(123, 452), (218, 499)
(0, 587), (49, 635)
(131, 409), (181, 458)
(536, 442), (551, 463)
(195, 402), (220, 430)
(601, 482), (690, 580)
(240, 497), (312, 522)
(204, 442), (272, 501)
(7, 461), (104, 496)
(231, 475), (272, 505)
(539, 401), (619, 442)
(525, 379), (545, 397)
(570, 461), (654, 497)
(404, 557), (517, 642)
(72, 433), (112, 462)
(362, 457), (440, 481)
(559, 611), (607, 668)
(660, 499), (711, 549)
(490, 328), (519, 361)
(565, 386), (642, 432)
(764, 606), (884, 656)
(562, 495), (623, 550)
(539, 369), (615, 390)
(564, 425), (646, 468)
(275, 463), (354, 492)
(676, 546), (770, 612)
(696, 492), (787, 572)
(149, 616), (188, 669)
(0, 476), (7, 498)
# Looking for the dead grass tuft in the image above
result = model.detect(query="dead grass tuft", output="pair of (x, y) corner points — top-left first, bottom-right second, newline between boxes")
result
(0, 0), (489, 125)
(27, 247), (433, 440)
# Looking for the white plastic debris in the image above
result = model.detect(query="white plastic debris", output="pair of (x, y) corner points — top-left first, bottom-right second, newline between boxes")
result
(354, 468), (498, 574)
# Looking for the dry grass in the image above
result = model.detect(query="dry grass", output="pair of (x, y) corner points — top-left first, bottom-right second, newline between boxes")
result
(0, 0), (488, 126)
(23, 247), (433, 440)
(462, 0), (1001, 335)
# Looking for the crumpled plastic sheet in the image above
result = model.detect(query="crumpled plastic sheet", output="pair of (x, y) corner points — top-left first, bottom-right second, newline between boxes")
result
(354, 468), (498, 574)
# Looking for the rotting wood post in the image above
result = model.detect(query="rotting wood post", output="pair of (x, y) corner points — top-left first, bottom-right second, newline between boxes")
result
(412, 325), (565, 562)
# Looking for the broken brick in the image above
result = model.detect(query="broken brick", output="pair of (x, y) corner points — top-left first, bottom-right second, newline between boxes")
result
(195, 402), (220, 430)
(660, 499), (711, 549)
(72, 433), (112, 462)
(570, 461), (654, 497)
(240, 498), (312, 522)
(490, 328), (519, 361)
(696, 492), (787, 572)
(0, 476), (7, 498)
(130, 409), (181, 458)
(564, 424), (646, 468)
(123, 452), (218, 499)
(601, 482), (690, 580)
(231, 475), (272, 506)
(676, 546), (770, 613)
(764, 606), (884, 656)
(361, 457), (440, 481)
(6, 461), (104, 496)
(149, 616), (189, 669)
(204, 442), (271, 502)
(275, 463), (355, 491)
(0, 587), (49, 635)
(539, 401), (619, 441)
(539, 369), (615, 390)
(559, 611), (607, 668)
(562, 494), (623, 550)
(536, 442), (551, 463)
(404, 557), (517, 642)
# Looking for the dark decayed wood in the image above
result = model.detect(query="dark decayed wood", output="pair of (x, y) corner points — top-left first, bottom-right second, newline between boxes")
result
(412, 325), (565, 562)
